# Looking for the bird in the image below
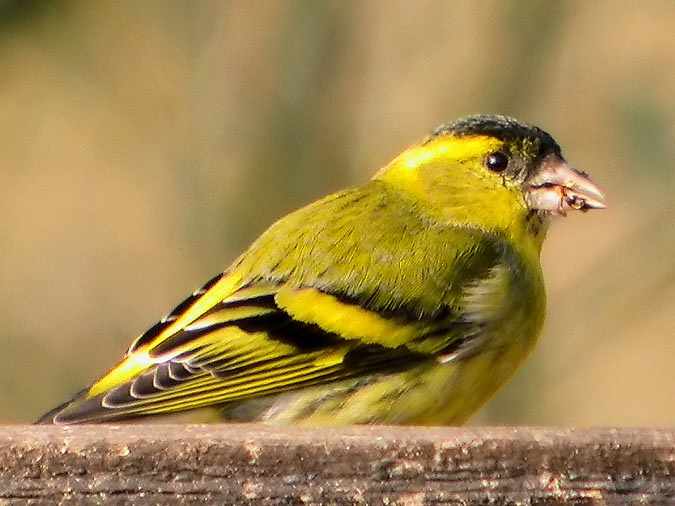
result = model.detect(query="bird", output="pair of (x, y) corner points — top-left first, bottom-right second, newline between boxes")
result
(38, 114), (606, 425)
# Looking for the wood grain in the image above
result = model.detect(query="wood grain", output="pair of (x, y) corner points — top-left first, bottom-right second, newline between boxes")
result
(0, 425), (673, 504)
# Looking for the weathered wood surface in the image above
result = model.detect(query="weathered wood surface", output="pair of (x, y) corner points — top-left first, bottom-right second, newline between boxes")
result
(0, 425), (673, 505)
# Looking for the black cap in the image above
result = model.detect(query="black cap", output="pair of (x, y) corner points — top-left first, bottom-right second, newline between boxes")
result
(430, 114), (561, 157)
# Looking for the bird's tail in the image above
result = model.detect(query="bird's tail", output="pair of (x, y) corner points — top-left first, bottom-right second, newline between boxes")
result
(35, 388), (89, 424)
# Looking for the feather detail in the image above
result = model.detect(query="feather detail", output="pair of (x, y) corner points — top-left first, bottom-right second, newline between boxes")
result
(40, 179), (540, 425)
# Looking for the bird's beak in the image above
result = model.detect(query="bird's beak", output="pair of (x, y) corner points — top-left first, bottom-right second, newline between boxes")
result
(525, 154), (606, 216)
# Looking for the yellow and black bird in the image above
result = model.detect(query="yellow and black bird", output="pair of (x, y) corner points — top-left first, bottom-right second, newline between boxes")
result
(38, 115), (605, 425)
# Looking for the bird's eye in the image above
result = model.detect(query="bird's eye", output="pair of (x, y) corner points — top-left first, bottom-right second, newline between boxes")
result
(485, 152), (509, 172)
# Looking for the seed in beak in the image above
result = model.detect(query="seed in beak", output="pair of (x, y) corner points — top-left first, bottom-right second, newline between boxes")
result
(566, 194), (586, 211)
(526, 154), (606, 215)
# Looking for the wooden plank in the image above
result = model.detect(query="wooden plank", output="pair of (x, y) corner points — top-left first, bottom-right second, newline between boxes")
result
(0, 425), (673, 504)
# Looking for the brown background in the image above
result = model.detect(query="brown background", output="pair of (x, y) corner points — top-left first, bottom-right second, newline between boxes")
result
(0, 0), (673, 425)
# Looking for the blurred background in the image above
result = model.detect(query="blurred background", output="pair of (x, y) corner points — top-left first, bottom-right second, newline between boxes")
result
(0, 0), (673, 425)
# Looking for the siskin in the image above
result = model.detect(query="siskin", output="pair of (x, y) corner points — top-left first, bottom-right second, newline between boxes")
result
(38, 115), (605, 425)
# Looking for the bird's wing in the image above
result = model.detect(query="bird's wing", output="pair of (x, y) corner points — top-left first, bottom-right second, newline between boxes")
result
(48, 271), (495, 423)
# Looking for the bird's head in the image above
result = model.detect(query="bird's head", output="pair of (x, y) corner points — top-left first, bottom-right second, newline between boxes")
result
(374, 114), (606, 247)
